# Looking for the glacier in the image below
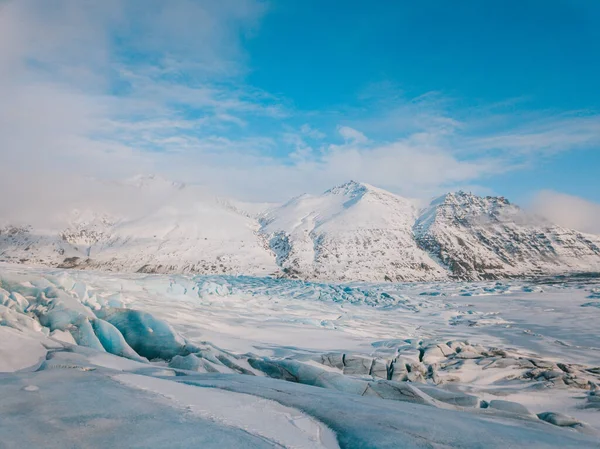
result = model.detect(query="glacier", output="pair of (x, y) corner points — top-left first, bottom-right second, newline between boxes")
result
(1, 263), (600, 447)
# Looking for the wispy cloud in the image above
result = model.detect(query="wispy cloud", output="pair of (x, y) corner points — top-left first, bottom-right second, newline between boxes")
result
(0, 0), (275, 177)
(338, 126), (368, 144)
(531, 190), (600, 234)
(464, 113), (600, 156)
(1, 0), (599, 208)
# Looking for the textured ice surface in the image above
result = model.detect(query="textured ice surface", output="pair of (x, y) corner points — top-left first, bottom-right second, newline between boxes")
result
(97, 308), (189, 360)
(91, 318), (148, 362)
(117, 373), (340, 449)
(1, 263), (600, 447)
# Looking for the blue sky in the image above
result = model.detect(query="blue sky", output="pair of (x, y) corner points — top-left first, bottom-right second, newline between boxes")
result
(247, 1), (600, 111)
(0, 0), (599, 228)
(243, 0), (600, 202)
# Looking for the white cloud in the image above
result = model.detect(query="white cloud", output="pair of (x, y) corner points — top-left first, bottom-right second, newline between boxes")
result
(531, 191), (600, 234)
(464, 114), (600, 156)
(300, 124), (326, 139)
(338, 126), (368, 144)
(0, 0), (272, 182)
(143, 130), (503, 202)
(1, 0), (600, 214)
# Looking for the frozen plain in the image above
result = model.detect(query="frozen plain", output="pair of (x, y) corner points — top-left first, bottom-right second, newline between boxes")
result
(1, 263), (600, 448)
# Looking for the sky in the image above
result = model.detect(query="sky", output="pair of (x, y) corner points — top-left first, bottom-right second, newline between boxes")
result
(0, 0), (599, 231)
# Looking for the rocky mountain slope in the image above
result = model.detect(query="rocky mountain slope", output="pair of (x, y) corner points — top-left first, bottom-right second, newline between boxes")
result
(413, 191), (600, 280)
(259, 181), (446, 281)
(1, 178), (599, 281)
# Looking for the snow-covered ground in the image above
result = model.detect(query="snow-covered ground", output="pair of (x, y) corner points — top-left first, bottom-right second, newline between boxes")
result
(1, 263), (599, 448)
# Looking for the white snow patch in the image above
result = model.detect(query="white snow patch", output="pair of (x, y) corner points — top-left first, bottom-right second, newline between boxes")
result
(0, 327), (47, 372)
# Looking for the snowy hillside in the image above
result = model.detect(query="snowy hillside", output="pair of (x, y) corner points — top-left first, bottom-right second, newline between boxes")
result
(259, 182), (600, 281)
(1, 178), (600, 280)
(0, 176), (278, 276)
(414, 191), (600, 280)
(260, 181), (446, 281)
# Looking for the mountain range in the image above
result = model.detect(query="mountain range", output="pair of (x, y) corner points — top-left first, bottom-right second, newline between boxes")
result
(2, 176), (599, 281)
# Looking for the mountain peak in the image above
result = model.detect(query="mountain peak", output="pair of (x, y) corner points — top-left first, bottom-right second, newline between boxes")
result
(324, 180), (380, 198)
(433, 191), (512, 208)
(2, 178), (600, 281)
(124, 174), (186, 190)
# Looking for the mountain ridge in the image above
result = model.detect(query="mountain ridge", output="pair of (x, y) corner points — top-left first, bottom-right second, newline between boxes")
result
(1, 179), (599, 281)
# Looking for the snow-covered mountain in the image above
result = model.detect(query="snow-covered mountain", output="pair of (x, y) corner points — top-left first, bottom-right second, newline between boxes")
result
(1, 178), (599, 280)
(259, 181), (446, 281)
(414, 191), (600, 280)
(0, 175), (278, 276)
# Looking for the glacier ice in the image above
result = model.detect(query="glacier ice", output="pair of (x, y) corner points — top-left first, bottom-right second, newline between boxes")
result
(91, 318), (148, 362)
(69, 317), (105, 352)
(97, 308), (190, 360)
(1, 265), (600, 447)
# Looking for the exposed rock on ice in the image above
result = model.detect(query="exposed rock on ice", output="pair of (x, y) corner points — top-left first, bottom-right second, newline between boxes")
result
(537, 412), (584, 427)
